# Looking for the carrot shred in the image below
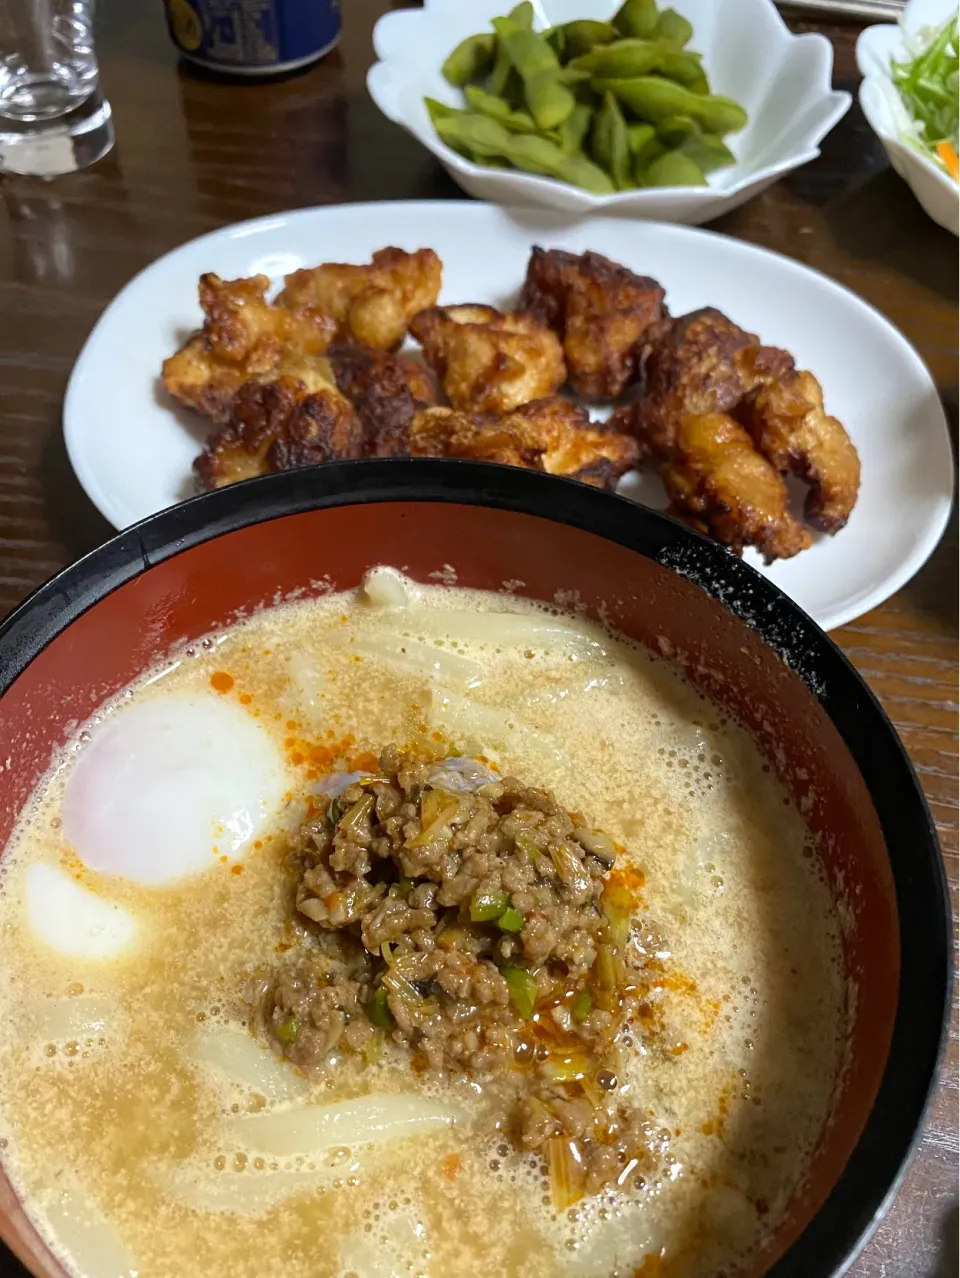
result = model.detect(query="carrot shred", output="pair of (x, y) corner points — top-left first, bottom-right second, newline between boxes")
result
(936, 140), (959, 181)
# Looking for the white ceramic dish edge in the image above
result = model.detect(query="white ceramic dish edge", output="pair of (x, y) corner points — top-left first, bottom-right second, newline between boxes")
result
(368, 0), (851, 225)
(62, 201), (954, 634)
(856, 0), (959, 235)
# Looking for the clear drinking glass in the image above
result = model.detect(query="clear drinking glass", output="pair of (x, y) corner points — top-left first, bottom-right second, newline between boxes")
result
(0, 0), (113, 177)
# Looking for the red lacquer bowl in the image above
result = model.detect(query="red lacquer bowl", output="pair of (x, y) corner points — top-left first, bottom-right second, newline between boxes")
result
(0, 462), (950, 1278)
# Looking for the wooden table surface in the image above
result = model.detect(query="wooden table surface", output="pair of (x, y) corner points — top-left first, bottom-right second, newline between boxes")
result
(0, 1), (956, 1275)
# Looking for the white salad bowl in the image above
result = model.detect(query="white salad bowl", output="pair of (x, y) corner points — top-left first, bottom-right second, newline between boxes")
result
(857, 0), (959, 236)
(368, 0), (851, 225)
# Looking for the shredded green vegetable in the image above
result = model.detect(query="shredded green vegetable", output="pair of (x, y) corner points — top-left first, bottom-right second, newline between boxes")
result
(497, 906), (525, 933)
(500, 966), (537, 1018)
(891, 14), (958, 175)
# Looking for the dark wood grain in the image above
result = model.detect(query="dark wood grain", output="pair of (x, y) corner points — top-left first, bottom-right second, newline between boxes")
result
(0, 2), (956, 1275)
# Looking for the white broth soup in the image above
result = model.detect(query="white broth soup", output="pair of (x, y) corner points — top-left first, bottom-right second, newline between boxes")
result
(0, 571), (846, 1278)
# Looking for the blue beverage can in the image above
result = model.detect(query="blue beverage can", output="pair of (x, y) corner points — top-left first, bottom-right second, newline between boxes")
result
(164, 0), (341, 76)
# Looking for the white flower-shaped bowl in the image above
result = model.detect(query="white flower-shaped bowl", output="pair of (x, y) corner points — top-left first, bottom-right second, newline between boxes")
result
(368, 0), (850, 225)
(857, 0), (958, 236)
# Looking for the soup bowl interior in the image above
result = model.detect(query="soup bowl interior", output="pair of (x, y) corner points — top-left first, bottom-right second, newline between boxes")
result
(0, 462), (948, 1278)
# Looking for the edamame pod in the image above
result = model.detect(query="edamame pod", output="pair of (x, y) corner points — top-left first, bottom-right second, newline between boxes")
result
(632, 138), (665, 180)
(612, 0), (658, 39)
(640, 148), (706, 186)
(464, 84), (541, 133)
(543, 25), (567, 59)
(653, 9), (693, 48)
(591, 91), (632, 190)
(492, 17), (575, 130)
(559, 102), (593, 152)
(660, 50), (707, 88)
(657, 113), (697, 144)
(596, 76), (748, 134)
(424, 97), (462, 125)
(442, 33), (496, 87)
(571, 37), (670, 78)
(626, 120), (657, 155)
(433, 111), (615, 193)
(556, 20), (618, 58)
(678, 130), (736, 172)
(490, 1), (534, 95)
(654, 113), (734, 169)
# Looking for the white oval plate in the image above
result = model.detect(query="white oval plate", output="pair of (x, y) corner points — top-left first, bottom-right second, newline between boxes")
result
(64, 201), (953, 633)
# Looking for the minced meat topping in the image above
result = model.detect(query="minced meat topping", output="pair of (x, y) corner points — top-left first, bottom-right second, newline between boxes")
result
(255, 745), (668, 1207)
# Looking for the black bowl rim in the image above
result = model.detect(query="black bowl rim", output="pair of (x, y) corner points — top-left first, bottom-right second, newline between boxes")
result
(0, 460), (951, 1278)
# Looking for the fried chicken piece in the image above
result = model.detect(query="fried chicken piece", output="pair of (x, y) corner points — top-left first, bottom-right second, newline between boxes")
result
(660, 413), (812, 561)
(162, 273), (337, 423)
(328, 344), (438, 457)
(609, 307), (858, 556)
(518, 247), (666, 401)
(409, 304), (566, 415)
(408, 397), (639, 489)
(193, 378), (361, 491)
(277, 248), (442, 352)
(737, 369), (861, 533)
(610, 307), (795, 456)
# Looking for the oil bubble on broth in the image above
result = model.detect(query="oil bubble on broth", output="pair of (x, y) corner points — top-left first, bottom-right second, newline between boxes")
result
(0, 571), (847, 1278)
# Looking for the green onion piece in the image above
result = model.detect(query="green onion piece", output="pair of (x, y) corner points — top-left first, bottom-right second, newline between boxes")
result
(601, 882), (633, 948)
(327, 798), (341, 827)
(571, 991), (593, 1022)
(339, 793), (374, 835)
(362, 1029), (385, 1066)
(547, 1136), (586, 1210)
(381, 969), (423, 1007)
(497, 906), (525, 933)
(593, 943), (624, 1012)
(366, 986), (393, 1028)
(471, 890), (510, 922)
(406, 790), (460, 847)
(273, 1013), (299, 1045)
(390, 877), (414, 898)
(515, 832), (544, 866)
(500, 966), (537, 1019)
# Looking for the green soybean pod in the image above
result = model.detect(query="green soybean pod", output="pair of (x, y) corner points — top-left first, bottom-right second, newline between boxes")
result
(641, 148), (706, 186)
(558, 19), (618, 58)
(424, 96), (463, 126)
(434, 110), (615, 193)
(653, 8), (694, 48)
(597, 76), (747, 134)
(573, 37), (667, 78)
(612, 0), (658, 40)
(626, 120), (657, 155)
(543, 25), (567, 60)
(660, 50), (707, 88)
(426, 100), (477, 157)
(557, 66), (592, 85)
(679, 131), (736, 173)
(464, 84), (541, 133)
(489, 2), (534, 95)
(591, 90), (632, 189)
(559, 101), (593, 152)
(492, 19), (575, 130)
(504, 131), (616, 192)
(656, 113), (697, 145)
(433, 110), (517, 162)
(441, 32), (496, 87)
(633, 138), (665, 182)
